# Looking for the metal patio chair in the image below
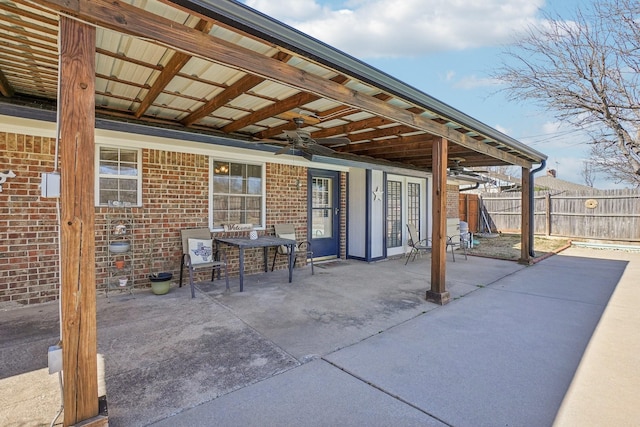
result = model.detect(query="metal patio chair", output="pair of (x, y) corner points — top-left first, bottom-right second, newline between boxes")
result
(405, 223), (431, 265)
(271, 224), (314, 275)
(180, 228), (229, 297)
(446, 231), (472, 262)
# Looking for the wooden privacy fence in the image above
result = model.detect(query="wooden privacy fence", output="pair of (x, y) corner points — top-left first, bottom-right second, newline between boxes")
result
(479, 189), (640, 242)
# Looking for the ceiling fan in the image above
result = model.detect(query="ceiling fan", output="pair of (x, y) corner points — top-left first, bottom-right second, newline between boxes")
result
(274, 117), (350, 155)
(448, 157), (488, 177)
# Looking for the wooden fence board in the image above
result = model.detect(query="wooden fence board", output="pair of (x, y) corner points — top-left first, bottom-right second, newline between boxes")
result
(479, 189), (640, 242)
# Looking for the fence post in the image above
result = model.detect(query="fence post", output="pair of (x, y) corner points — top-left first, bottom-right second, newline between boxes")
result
(545, 193), (551, 236)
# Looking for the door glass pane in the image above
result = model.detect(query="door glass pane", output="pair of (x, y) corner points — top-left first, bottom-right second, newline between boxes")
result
(407, 182), (421, 233)
(386, 180), (402, 248)
(312, 177), (333, 238)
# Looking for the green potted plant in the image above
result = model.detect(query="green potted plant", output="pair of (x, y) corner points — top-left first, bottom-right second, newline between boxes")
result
(146, 238), (173, 295)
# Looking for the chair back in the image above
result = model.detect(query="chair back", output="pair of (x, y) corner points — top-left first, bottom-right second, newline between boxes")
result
(181, 228), (212, 255)
(406, 223), (420, 246)
(274, 224), (297, 254)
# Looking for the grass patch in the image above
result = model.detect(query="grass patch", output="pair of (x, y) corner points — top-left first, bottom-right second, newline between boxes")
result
(467, 233), (570, 261)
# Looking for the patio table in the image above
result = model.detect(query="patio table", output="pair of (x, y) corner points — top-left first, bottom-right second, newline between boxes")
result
(215, 236), (296, 292)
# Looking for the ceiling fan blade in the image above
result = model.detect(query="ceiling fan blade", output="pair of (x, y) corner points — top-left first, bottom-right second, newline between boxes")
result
(274, 144), (293, 155)
(278, 110), (321, 125)
(315, 137), (351, 146)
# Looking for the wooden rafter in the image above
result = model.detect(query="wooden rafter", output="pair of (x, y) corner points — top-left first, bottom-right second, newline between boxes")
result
(135, 18), (214, 119)
(181, 51), (293, 126)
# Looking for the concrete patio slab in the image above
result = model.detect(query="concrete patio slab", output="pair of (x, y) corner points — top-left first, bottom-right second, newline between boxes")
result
(151, 359), (447, 427)
(1, 247), (638, 426)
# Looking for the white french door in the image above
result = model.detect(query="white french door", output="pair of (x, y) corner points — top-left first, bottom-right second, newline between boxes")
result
(386, 175), (427, 257)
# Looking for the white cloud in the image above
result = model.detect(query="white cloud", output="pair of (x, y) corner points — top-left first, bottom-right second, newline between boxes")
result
(243, 0), (544, 58)
(453, 75), (501, 89)
(494, 124), (511, 135)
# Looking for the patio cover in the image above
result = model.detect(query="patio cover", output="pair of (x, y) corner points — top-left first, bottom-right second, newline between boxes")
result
(0, 1), (546, 424)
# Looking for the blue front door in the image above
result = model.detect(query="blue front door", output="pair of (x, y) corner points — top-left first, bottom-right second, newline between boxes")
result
(308, 169), (340, 259)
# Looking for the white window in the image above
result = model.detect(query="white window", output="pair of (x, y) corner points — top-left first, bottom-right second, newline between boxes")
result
(210, 160), (264, 230)
(96, 146), (142, 206)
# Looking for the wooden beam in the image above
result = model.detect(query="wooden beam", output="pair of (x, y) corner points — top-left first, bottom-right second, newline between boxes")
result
(342, 124), (417, 143)
(59, 16), (99, 426)
(311, 116), (393, 139)
(135, 18), (214, 119)
(427, 137), (450, 305)
(519, 167), (532, 264)
(38, 0), (533, 168)
(181, 51), (292, 127)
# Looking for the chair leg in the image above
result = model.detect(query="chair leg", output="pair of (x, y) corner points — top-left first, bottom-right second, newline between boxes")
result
(271, 251), (278, 272)
(405, 249), (412, 265)
(224, 264), (229, 290)
(188, 263), (196, 298)
(310, 253), (314, 275)
(179, 255), (185, 287)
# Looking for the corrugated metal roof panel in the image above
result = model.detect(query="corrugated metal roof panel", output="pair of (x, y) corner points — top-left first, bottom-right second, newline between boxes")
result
(250, 81), (300, 100)
(181, 57), (240, 85)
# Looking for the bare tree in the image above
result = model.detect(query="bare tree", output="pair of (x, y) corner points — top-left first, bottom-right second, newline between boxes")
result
(494, 0), (640, 188)
(581, 160), (596, 187)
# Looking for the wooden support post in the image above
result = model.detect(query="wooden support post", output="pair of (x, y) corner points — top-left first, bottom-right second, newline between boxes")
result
(428, 137), (450, 305)
(519, 167), (532, 264)
(59, 17), (99, 426)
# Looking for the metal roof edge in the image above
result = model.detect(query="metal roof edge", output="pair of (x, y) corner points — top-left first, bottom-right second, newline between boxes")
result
(171, 0), (546, 163)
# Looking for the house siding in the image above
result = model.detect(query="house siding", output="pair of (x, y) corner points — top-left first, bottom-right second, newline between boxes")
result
(1, 130), (345, 306)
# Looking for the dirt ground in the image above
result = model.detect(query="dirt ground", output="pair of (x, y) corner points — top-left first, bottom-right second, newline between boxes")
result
(467, 233), (571, 261)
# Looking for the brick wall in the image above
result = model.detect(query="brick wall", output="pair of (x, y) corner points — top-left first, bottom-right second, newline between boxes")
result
(447, 184), (460, 219)
(0, 132), (60, 305)
(1, 131), (343, 305)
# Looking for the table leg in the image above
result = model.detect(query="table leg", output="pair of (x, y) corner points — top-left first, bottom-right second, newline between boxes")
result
(239, 247), (245, 292)
(288, 243), (294, 283)
(263, 247), (268, 272)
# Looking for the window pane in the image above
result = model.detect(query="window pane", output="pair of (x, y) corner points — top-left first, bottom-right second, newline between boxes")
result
(119, 190), (137, 205)
(100, 161), (119, 175)
(229, 176), (243, 194)
(228, 210), (241, 223)
(245, 211), (261, 226)
(100, 177), (118, 190)
(212, 161), (263, 228)
(230, 163), (244, 178)
(119, 162), (138, 176)
(228, 196), (242, 211)
(386, 180), (402, 248)
(213, 195), (228, 210)
(98, 147), (140, 206)
(213, 176), (229, 193)
(100, 147), (118, 161)
(312, 209), (332, 238)
(120, 150), (137, 163)
(247, 176), (262, 194)
(213, 210), (227, 227)
(214, 161), (230, 176)
(245, 196), (261, 210)
(247, 164), (261, 178)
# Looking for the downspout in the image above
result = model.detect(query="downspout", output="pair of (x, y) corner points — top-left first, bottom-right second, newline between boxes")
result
(459, 183), (479, 192)
(528, 160), (546, 257)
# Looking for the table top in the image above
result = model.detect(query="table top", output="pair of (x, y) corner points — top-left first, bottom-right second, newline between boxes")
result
(215, 236), (296, 248)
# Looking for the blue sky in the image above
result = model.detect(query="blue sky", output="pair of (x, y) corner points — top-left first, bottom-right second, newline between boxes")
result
(240, 0), (623, 188)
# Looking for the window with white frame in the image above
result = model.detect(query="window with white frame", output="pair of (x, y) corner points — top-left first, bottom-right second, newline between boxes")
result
(96, 146), (142, 206)
(211, 160), (264, 229)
